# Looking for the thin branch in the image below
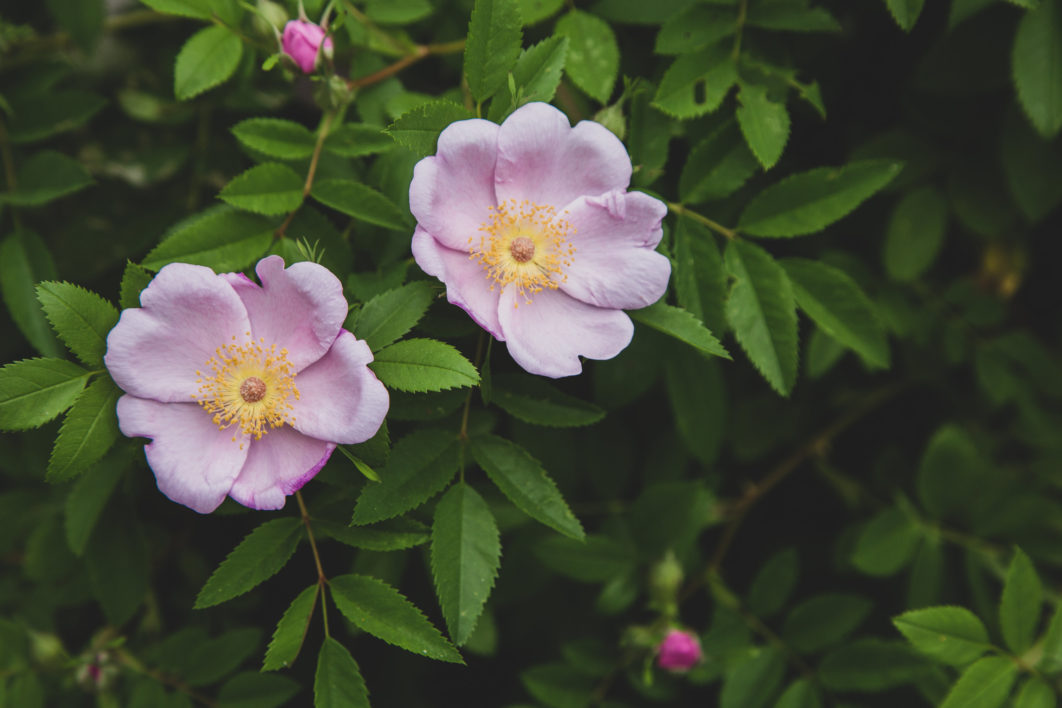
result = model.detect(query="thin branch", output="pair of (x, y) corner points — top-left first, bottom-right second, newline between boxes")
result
(295, 491), (330, 637)
(667, 202), (738, 241)
(275, 111), (334, 239)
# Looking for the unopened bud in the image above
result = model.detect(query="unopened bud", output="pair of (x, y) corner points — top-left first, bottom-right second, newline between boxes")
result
(648, 550), (683, 616)
(656, 629), (702, 673)
(281, 20), (334, 74)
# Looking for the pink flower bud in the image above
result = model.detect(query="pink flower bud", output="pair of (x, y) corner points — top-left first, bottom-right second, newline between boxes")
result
(657, 629), (702, 672)
(281, 20), (333, 74)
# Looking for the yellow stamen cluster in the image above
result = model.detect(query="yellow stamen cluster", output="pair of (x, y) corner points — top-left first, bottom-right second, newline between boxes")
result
(193, 333), (299, 447)
(469, 199), (576, 306)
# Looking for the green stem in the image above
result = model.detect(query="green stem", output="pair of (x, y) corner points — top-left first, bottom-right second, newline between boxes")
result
(275, 111), (334, 239)
(295, 491), (330, 637)
(667, 202), (737, 240)
(732, 0), (748, 62)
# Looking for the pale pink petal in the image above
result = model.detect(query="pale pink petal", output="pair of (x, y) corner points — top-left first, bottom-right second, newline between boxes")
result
(412, 227), (504, 339)
(228, 427), (335, 510)
(495, 102), (632, 209)
(228, 255), (348, 372)
(409, 119), (500, 251)
(105, 263), (251, 403)
(559, 190), (671, 310)
(116, 395), (247, 514)
(290, 331), (389, 444)
(498, 287), (634, 378)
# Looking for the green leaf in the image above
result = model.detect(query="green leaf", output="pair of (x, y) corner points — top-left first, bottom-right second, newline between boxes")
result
(463, 0), (524, 103)
(775, 679), (822, 708)
(174, 25), (243, 100)
(218, 163), (304, 216)
(653, 46), (737, 119)
(917, 424), (987, 520)
(47, 377), (121, 482)
(672, 219), (728, 335)
(232, 118), (317, 159)
(519, 0), (563, 24)
(314, 518), (429, 551)
(431, 483), (501, 645)
(781, 258), (889, 368)
(533, 534), (634, 582)
(64, 453), (125, 555)
(45, 0), (105, 52)
(664, 348), (725, 465)
(746, 5), (841, 32)
(679, 120), (759, 203)
(336, 446), (380, 482)
(852, 506), (921, 576)
(7, 90), (106, 144)
(1038, 603), (1062, 672)
(217, 672), (299, 708)
(370, 338), (480, 393)
(488, 36), (570, 122)
(655, 5), (735, 55)
(1001, 108), (1062, 223)
(0, 150), (93, 206)
(0, 358), (90, 431)
(119, 261), (155, 310)
(883, 186), (948, 281)
(138, 0), (212, 19)
(491, 374), (605, 427)
(554, 10), (619, 103)
(884, 0), (925, 31)
(351, 429), (459, 525)
(311, 178), (409, 230)
(353, 281), (435, 352)
(314, 638), (370, 708)
(747, 548), (799, 618)
(724, 240), (798, 396)
(84, 503), (149, 625)
(892, 606), (990, 666)
(1013, 678), (1055, 708)
(263, 585), (317, 671)
(630, 301), (730, 359)
(194, 518), (303, 608)
(999, 547), (1043, 654)
(329, 574), (464, 663)
(782, 594), (872, 654)
(737, 82), (790, 170)
(521, 663), (595, 708)
(939, 656), (1019, 708)
(386, 101), (473, 159)
(738, 160), (902, 237)
(0, 229), (61, 357)
(1013, 0), (1062, 138)
(818, 639), (933, 691)
(721, 646), (785, 708)
(141, 206), (273, 272)
(36, 282), (119, 367)
(324, 123), (395, 158)
(470, 434), (584, 540)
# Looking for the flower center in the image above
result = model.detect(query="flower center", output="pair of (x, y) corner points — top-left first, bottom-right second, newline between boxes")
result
(470, 199), (576, 306)
(193, 334), (300, 446)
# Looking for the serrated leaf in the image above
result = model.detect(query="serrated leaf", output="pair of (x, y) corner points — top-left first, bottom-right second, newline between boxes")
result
(370, 338), (479, 393)
(883, 186), (948, 281)
(892, 606), (990, 666)
(263, 585), (317, 671)
(314, 638), (370, 708)
(0, 229), (61, 357)
(142, 206), (273, 272)
(232, 118), (316, 159)
(194, 518), (303, 608)
(217, 672), (299, 708)
(7, 90), (106, 144)
(352, 429), (458, 525)
(491, 373), (604, 427)
(36, 282), (119, 367)
(0, 358), (90, 431)
(0, 150), (93, 206)
(782, 594), (872, 654)
(673, 219), (728, 336)
(724, 240), (798, 396)
(746, 5), (841, 32)
(119, 261), (155, 310)
(174, 25), (243, 100)
(315, 518), (429, 551)
(353, 281), (435, 351)
(781, 258), (890, 368)
(470, 434), (584, 540)
(655, 5), (735, 55)
(555, 10), (619, 103)
(679, 120), (759, 203)
(632, 301), (731, 360)
(311, 178), (409, 230)
(324, 123), (394, 158)
(219, 163), (304, 216)
(917, 424), (987, 519)
(885, 0), (925, 31)
(488, 36), (569, 122)
(653, 45), (737, 119)
(329, 574), (464, 663)
(64, 453), (125, 555)
(47, 377), (121, 481)
(431, 483), (501, 645)
(138, 0), (212, 18)
(737, 82), (790, 170)
(852, 506), (921, 576)
(1013, 678), (1055, 708)
(939, 656), (1019, 708)
(738, 160), (902, 237)
(1000, 547), (1043, 654)
(519, 0), (563, 23)
(1013, 0), (1062, 138)
(386, 101), (473, 159)
(464, 0), (524, 103)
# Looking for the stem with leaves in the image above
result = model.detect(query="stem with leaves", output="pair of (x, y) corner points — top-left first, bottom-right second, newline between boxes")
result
(275, 110), (335, 240)
(295, 491), (330, 637)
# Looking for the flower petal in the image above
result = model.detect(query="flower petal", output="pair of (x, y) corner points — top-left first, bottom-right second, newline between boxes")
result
(228, 255), (348, 372)
(412, 227), (504, 339)
(105, 263), (251, 403)
(560, 190), (671, 310)
(409, 118), (500, 251)
(116, 395), (247, 513)
(495, 102), (632, 209)
(498, 287), (633, 377)
(290, 330), (389, 444)
(228, 427), (335, 510)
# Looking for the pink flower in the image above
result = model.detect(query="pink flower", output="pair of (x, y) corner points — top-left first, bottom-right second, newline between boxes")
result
(657, 629), (702, 672)
(104, 256), (388, 513)
(282, 20), (333, 74)
(409, 102), (671, 378)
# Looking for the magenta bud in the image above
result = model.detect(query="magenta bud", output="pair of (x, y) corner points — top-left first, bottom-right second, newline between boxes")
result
(281, 20), (334, 74)
(656, 629), (702, 673)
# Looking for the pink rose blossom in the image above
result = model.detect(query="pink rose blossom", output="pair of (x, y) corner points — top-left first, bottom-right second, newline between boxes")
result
(657, 629), (702, 672)
(282, 20), (333, 74)
(104, 256), (388, 513)
(409, 102), (671, 378)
